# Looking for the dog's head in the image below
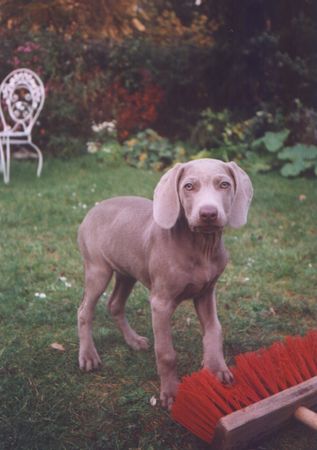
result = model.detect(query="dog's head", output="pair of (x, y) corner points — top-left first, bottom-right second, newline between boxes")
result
(153, 159), (253, 232)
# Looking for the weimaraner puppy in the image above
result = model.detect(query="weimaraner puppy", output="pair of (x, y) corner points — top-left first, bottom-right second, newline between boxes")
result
(77, 158), (253, 409)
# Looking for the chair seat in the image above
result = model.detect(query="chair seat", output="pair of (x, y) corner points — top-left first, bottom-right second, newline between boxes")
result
(0, 130), (30, 137)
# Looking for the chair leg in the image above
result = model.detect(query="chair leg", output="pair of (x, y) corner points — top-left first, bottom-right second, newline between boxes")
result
(29, 142), (43, 177)
(0, 140), (7, 183)
(0, 140), (43, 182)
(5, 138), (10, 183)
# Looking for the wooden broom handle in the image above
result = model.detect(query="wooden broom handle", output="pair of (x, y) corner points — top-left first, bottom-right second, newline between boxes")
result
(294, 406), (317, 430)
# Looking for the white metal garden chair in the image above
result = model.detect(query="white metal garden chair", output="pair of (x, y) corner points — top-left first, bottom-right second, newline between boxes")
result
(0, 68), (45, 183)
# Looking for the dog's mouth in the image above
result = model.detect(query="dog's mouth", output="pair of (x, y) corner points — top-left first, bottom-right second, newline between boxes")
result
(192, 224), (223, 234)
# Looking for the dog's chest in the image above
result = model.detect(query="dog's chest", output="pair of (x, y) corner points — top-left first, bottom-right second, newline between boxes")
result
(177, 256), (225, 300)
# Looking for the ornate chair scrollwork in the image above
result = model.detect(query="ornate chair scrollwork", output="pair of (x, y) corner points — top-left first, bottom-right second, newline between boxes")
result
(0, 68), (45, 183)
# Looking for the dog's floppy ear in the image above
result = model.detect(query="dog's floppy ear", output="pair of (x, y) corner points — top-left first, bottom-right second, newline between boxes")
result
(153, 163), (184, 229)
(227, 161), (253, 228)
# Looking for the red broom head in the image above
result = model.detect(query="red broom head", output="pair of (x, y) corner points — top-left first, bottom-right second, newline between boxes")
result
(171, 330), (317, 443)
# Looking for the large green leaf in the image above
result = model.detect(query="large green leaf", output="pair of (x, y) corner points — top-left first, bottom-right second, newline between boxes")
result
(263, 129), (290, 152)
(278, 144), (317, 161)
(280, 160), (307, 177)
(251, 129), (290, 152)
(280, 159), (316, 177)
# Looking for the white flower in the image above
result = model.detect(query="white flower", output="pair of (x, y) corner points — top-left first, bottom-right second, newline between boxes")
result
(150, 396), (157, 406)
(35, 292), (46, 299)
(59, 276), (72, 288)
(87, 141), (98, 154)
(92, 120), (117, 133)
(92, 122), (100, 133)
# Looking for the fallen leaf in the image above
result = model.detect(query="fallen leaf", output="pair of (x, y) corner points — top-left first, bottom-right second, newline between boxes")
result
(132, 18), (146, 32)
(269, 307), (276, 316)
(50, 342), (65, 352)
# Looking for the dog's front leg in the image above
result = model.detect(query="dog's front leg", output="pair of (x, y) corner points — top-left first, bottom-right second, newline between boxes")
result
(194, 287), (233, 384)
(150, 296), (179, 410)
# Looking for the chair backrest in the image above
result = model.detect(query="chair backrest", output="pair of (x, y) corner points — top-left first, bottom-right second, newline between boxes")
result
(0, 68), (45, 134)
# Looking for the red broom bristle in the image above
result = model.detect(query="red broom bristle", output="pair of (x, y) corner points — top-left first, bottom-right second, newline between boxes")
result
(171, 330), (317, 443)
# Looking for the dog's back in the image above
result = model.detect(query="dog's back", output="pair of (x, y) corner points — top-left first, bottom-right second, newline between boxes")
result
(78, 196), (154, 285)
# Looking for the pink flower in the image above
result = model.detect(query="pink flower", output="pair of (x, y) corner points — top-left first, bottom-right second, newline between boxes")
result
(12, 56), (20, 67)
(16, 42), (41, 54)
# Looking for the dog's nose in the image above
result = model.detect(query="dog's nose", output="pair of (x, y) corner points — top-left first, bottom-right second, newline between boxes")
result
(199, 205), (218, 222)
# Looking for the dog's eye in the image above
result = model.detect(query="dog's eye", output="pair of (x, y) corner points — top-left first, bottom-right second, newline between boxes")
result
(184, 182), (193, 191)
(220, 181), (231, 189)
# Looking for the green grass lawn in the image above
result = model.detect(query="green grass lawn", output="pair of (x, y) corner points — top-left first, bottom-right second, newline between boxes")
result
(0, 156), (317, 450)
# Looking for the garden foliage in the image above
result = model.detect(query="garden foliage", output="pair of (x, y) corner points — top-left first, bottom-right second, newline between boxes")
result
(0, 0), (316, 176)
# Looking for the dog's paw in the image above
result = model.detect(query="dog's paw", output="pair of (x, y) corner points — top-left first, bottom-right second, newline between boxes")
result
(215, 368), (234, 385)
(125, 334), (150, 351)
(203, 359), (234, 385)
(160, 377), (180, 410)
(79, 345), (101, 372)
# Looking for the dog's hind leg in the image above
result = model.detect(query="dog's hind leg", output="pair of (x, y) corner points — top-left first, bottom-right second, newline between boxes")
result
(107, 273), (149, 350)
(78, 262), (113, 371)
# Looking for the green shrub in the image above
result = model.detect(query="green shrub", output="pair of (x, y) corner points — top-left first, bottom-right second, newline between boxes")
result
(86, 120), (125, 165)
(278, 144), (317, 177)
(1, 11), (316, 161)
(202, 1), (317, 113)
(122, 129), (188, 171)
(105, 37), (211, 139)
(189, 104), (317, 178)
(190, 108), (249, 162)
(45, 135), (87, 158)
(250, 128), (317, 177)
(286, 100), (317, 146)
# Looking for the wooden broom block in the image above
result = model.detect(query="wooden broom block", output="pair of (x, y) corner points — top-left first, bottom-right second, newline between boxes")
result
(211, 376), (317, 450)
